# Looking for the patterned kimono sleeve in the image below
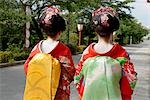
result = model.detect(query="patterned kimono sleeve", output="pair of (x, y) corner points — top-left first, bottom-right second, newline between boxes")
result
(59, 49), (75, 82)
(74, 57), (84, 92)
(74, 47), (90, 95)
(120, 53), (138, 100)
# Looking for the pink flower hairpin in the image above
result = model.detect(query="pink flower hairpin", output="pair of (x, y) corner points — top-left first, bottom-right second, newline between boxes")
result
(92, 7), (116, 17)
(43, 6), (60, 24)
(101, 14), (109, 27)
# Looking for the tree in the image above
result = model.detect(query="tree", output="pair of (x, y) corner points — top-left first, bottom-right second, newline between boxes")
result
(18, 0), (101, 45)
(116, 18), (149, 44)
(21, 0), (134, 46)
(0, 0), (28, 50)
(101, 0), (135, 19)
(75, 0), (136, 45)
(1, 0), (146, 51)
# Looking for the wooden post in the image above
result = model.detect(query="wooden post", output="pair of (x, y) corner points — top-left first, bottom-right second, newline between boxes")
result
(78, 31), (82, 46)
(24, 5), (31, 49)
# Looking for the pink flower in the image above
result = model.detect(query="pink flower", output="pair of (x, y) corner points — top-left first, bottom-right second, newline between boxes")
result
(101, 14), (109, 27)
(43, 6), (60, 24)
(92, 7), (117, 17)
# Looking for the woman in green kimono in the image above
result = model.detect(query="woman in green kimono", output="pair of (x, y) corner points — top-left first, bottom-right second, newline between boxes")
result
(74, 7), (137, 100)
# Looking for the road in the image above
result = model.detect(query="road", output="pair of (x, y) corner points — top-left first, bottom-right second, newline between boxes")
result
(0, 40), (150, 100)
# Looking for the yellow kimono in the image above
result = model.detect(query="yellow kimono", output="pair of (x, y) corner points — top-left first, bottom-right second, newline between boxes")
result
(23, 53), (61, 100)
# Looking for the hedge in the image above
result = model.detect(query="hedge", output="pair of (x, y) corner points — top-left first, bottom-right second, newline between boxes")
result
(0, 51), (29, 63)
(77, 45), (87, 53)
(0, 51), (13, 63)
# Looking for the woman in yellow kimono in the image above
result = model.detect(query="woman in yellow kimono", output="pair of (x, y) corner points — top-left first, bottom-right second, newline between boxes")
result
(24, 6), (75, 100)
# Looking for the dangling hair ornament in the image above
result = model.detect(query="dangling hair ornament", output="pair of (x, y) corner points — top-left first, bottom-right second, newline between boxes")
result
(41, 6), (60, 24)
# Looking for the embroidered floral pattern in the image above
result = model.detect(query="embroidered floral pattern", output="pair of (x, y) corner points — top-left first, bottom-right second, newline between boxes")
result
(58, 56), (75, 95)
(59, 56), (71, 66)
(123, 61), (137, 89)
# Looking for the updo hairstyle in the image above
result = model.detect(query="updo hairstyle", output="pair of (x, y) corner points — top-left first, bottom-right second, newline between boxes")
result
(92, 7), (119, 37)
(38, 6), (66, 38)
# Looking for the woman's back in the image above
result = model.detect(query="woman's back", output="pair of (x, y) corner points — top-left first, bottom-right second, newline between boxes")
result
(81, 56), (122, 100)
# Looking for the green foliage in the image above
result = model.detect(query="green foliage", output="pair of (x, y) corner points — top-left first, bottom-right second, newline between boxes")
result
(62, 13), (78, 43)
(0, 0), (29, 50)
(116, 18), (149, 45)
(77, 45), (87, 53)
(6, 44), (23, 53)
(20, 0), (101, 45)
(0, 44), (30, 63)
(19, 0), (136, 47)
(60, 33), (78, 54)
(13, 52), (29, 61)
(0, 51), (29, 63)
(1, 0), (149, 60)
(69, 33), (79, 45)
(0, 51), (13, 63)
(101, 0), (135, 19)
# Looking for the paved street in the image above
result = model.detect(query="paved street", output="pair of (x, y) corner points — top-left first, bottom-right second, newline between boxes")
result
(0, 40), (150, 100)
(124, 40), (150, 100)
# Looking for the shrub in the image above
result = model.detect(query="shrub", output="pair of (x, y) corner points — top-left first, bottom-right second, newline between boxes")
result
(69, 33), (78, 46)
(77, 45), (87, 53)
(0, 51), (13, 63)
(13, 52), (29, 61)
(0, 51), (29, 63)
(62, 33), (79, 55)
(6, 44), (23, 53)
(5, 44), (30, 61)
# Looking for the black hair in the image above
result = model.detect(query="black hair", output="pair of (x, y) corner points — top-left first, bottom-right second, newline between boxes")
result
(39, 13), (66, 38)
(92, 13), (119, 37)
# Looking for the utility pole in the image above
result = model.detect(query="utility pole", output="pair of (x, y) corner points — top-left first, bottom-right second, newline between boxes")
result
(25, 5), (31, 49)
(0, 26), (2, 50)
(20, 0), (31, 50)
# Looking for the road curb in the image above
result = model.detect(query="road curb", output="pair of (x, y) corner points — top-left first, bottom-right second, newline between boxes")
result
(0, 54), (82, 68)
(0, 60), (26, 68)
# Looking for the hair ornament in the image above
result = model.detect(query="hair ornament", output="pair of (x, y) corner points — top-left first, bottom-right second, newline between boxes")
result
(41, 6), (60, 24)
(101, 14), (109, 27)
(92, 7), (117, 17)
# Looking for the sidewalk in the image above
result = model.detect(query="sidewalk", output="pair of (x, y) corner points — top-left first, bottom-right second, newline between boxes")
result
(0, 60), (25, 68)
(0, 54), (82, 68)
